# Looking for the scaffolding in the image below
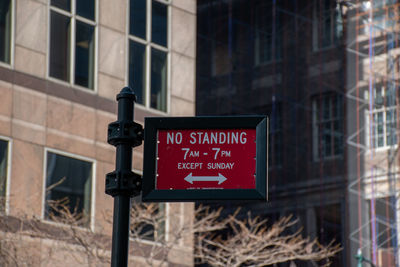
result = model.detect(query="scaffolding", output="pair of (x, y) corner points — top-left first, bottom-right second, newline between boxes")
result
(346, 0), (400, 266)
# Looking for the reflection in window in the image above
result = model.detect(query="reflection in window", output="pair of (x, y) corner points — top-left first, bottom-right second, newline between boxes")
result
(151, 48), (167, 111)
(152, 0), (167, 47)
(128, 0), (169, 112)
(0, 140), (8, 212)
(129, 41), (146, 104)
(0, 0), (12, 64)
(49, 0), (96, 90)
(76, 0), (95, 20)
(45, 152), (93, 227)
(75, 21), (94, 88)
(312, 93), (344, 160)
(51, 0), (70, 12)
(50, 12), (70, 82)
(130, 0), (146, 39)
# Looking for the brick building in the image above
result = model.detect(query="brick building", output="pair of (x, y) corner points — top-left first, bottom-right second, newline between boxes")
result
(196, 1), (400, 266)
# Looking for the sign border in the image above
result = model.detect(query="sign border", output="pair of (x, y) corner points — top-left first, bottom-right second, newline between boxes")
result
(142, 116), (268, 202)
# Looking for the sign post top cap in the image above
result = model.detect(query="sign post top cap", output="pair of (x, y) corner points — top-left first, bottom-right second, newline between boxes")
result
(117, 87), (137, 101)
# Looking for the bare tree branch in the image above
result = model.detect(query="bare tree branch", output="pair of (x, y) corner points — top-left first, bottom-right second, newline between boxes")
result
(0, 193), (340, 267)
(195, 212), (341, 267)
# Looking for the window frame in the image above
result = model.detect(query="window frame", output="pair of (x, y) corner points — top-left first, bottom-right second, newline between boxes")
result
(126, 0), (171, 113)
(312, 0), (343, 52)
(41, 148), (96, 231)
(0, 136), (11, 215)
(254, 0), (282, 66)
(312, 93), (344, 161)
(0, 0), (15, 68)
(47, 0), (98, 93)
(366, 195), (398, 256)
(129, 203), (167, 244)
(366, 106), (398, 150)
(365, 86), (398, 150)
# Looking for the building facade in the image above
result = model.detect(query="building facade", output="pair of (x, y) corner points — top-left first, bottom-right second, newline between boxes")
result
(197, 0), (400, 266)
(0, 0), (196, 265)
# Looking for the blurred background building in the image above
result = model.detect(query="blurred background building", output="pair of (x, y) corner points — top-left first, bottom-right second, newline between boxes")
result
(1, 0), (400, 266)
(0, 0), (196, 265)
(196, 0), (400, 266)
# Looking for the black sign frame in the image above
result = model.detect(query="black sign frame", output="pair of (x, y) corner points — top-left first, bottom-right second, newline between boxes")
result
(142, 116), (268, 202)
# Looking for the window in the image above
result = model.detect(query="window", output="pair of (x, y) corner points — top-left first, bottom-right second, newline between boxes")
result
(44, 151), (93, 227)
(368, 86), (398, 148)
(315, 204), (343, 267)
(371, 197), (397, 250)
(267, 102), (282, 168)
(0, 139), (9, 212)
(131, 202), (165, 242)
(49, 0), (96, 89)
(368, 196), (397, 265)
(0, 0), (12, 64)
(255, 101), (282, 168)
(312, 93), (344, 160)
(312, 0), (343, 50)
(254, 0), (282, 65)
(129, 0), (169, 112)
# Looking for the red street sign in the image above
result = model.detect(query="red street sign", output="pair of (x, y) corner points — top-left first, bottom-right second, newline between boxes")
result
(156, 129), (257, 190)
(142, 116), (267, 202)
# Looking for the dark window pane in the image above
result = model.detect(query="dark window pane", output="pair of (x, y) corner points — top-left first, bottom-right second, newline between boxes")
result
(130, 0), (146, 39)
(315, 0), (342, 49)
(372, 197), (397, 251)
(50, 11), (71, 82)
(151, 48), (167, 111)
(134, 222), (156, 240)
(131, 203), (165, 241)
(268, 103), (282, 167)
(45, 152), (92, 226)
(51, 0), (71, 12)
(315, 204), (343, 266)
(313, 94), (343, 158)
(77, 0), (95, 20)
(0, 140), (8, 212)
(152, 0), (167, 47)
(129, 41), (146, 105)
(334, 134), (343, 155)
(254, 1), (282, 64)
(0, 0), (11, 63)
(75, 21), (94, 89)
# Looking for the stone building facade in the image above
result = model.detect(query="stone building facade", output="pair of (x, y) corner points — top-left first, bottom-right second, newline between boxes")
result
(0, 0), (196, 266)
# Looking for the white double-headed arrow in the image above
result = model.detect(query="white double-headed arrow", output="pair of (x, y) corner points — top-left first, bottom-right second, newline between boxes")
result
(184, 173), (227, 185)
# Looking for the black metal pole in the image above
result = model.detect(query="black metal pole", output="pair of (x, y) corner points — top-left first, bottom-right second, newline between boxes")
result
(105, 87), (143, 267)
(111, 195), (131, 266)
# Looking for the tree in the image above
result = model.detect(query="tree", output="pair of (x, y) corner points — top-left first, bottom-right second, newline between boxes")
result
(194, 209), (341, 267)
(0, 197), (340, 266)
(0, 197), (110, 267)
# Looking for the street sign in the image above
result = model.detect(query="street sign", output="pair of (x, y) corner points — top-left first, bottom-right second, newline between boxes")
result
(142, 116), (268, 201)
(157, 129), (257, 190)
